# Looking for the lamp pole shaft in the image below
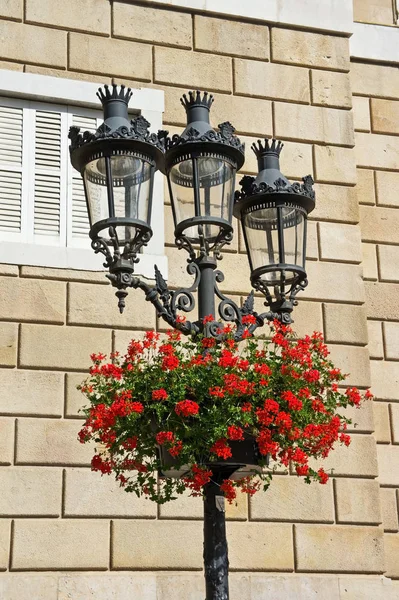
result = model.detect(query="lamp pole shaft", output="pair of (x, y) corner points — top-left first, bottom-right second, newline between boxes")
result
(196, 258), (232, 599)
(197, 256), (217, 322)
(203, 467), (236, 600)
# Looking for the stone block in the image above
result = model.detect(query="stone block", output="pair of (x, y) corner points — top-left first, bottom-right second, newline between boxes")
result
(215, 96), (272, 138)
(360, 206), (399, 244)
(0, 575), (58, 599)
(58, 574), (157, 600)
(112, 520), (203, 569)
(338, 576), (399, 600)
(271, 28), (349, 71)
(0, 0), (21, 19)
(113, 330), (147, 356)
(378, 245), (399, 283)
(113, 3), (191, 48)
(274, 103), (354, 146)
(64, 469), (157, 518)
(341, 399), (374, 433)
(65, 372), (88, 418)
(371, 99), (399, 135)
(19, 324), (112, 370)
(311, 434), (378, 477)
(279, 141), (313, 180)
(16, 418), (92, 466)
(250, 475), (334, 523)
(304, 262), (364, 303)
(68, 282), (156, 330)
(334, 478), (382, 524)
(371, 360), (399, 400)
(0, 323), (17, 367)
(311, 184), (359, 223)
(311, 70), (351, 109)
(250, 574), (340, 599)
(314, 146), (357, 185)
(0, 370), (63, 416)
(69, 33), (152, 81)
(306, 221), (318, 260)
(356, 168), (375, 206)
(328, 345), (371, 387)
(228, 522), (294, 571)
(234, 59), (310, 103)
(11, 520), (109, 570)
(0, 277), (65, 323)
(355, 132), (399, 170)
(155, 573), (206, 600)
(25, 65), (112, 84)
(294, 524), (384, 572)
(375, 171), (399, 208)
(0, 418), (14, 465)
(0, 520), (10, 570)
(377, 444), (399, 485)
(351, 63), (399, 100)
(318, 222), (362, 263)
(353, 0), (395, 25)
(159, 489), (203, 520)
(289, 300), (323, 339)
(0, 264), (18, 276)
(365, 282), (399, 321)
(195, 15), (269, 59)
(26, 0), (110, 34)
(384, 533), (399, 578)
(353, 96), (371, 132)
(367, 320), (384, 359)
(390, 404), (399, 444)
(0, 468), (61, 516)
(362, 244), (378, 281)
(20, 265), (108, 284)
(323, 304), (368, 345)
(154, 46), (232, 92)
(0, 20), (66, 67)
(380, 488), (399, 532)
(383, 322), (399, 359)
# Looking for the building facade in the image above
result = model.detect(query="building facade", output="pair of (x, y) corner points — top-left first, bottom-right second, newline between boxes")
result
(0, 0), (398, 597)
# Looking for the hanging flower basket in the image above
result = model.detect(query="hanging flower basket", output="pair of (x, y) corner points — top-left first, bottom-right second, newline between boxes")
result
(157, 432), (267, 479)
(78, 319), (372, 504)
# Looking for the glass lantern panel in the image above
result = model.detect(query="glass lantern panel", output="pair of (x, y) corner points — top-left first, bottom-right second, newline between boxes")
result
(282, 207), (305, 268)
(84, 154), (152, 245)
(198, 157), (234, 241)
(83, 160), (109, 226)
(169, 157), (234, 241)
(169, 159), (195, 235)
(244, 206), (280, 284)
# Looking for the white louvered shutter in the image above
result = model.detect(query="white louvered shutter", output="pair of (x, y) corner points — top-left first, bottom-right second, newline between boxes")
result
(68, 108), (99, 247)
(0, 104), (23, 235)
(33, 109), (62, 237)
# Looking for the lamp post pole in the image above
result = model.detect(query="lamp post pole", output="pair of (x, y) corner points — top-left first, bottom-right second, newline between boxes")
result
(69, 85), (316, 600)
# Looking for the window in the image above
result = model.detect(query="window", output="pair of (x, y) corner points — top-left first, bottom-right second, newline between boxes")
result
(0, 70), (166, 277)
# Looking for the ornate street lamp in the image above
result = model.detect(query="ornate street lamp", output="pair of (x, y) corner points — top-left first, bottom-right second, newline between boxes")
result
(69, 84), (166, 311)
(69, 87), (316, 600)
(234, 139), (315, 323)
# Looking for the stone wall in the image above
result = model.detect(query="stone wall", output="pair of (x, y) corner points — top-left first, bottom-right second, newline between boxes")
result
(0, 0), (398, 598)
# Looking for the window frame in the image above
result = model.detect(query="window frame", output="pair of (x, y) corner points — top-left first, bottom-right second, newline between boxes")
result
(0, 69), (167, 278)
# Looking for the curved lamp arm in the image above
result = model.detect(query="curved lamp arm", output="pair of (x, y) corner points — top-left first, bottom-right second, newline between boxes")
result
(106, 258), (296, 342)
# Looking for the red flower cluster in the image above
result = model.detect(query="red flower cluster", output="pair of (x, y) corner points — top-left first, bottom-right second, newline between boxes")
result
(210, 438), (232, 459)
(175, 399), (200, 417)
(79, 320), (371, 504)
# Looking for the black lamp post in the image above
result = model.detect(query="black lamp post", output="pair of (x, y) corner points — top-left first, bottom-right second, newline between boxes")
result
(69, 85), (316, 600)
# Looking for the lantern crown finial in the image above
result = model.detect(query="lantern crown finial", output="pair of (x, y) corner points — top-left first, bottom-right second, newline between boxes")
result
(251, 138), (284, 158)
(96, 84), (133, 106)
(180, 90), (214, 112)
